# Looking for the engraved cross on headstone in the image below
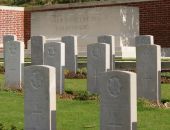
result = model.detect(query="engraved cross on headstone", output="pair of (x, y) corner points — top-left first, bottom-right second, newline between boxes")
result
(47, 47), (56, 56)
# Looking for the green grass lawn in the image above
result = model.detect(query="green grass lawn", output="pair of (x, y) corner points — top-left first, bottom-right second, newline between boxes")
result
(0, 74), (170, 130)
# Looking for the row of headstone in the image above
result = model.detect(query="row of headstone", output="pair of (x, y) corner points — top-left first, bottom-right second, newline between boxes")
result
(87, 35), (137, 130)
(31, 35), (78, 73)
(87, 35), (161, 130)
(15, 36), (79, 129)
(24, 63), (137, 129)
(87, 35), (161, 102)
(30, 35), (78, 94)
(25, 36), (59, 129)
(3, 34), (160, 129)
(31, 36), (64, 94)
(25, 36), (136, 129)
(3, 34), (77, 93)
(4, 35), (65, 128)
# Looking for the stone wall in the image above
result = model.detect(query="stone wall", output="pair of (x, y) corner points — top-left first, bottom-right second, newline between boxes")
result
(1, 0), (170, 49)
(24, 0), (170, 48)
(30, 6), (139, 56)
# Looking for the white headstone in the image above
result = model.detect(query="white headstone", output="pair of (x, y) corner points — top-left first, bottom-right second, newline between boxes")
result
(44, 42), (65, 94)
(3, 35), (17, 44)
(136, 40), (161, 102)
(3, 35), (17, 62)
(87, 43), (110, 93)
(31, 36), (46, 65)
(98, 35), (115, 70)
(135, 35), (154, 45)
(61, 35), (78, 73)
(98, 70), (137, 130)
(4, 40), (24, 89)
(24, 65), (56, 130)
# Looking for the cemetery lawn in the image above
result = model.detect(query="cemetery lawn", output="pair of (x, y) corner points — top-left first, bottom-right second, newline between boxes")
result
(0, 75), (170, 129)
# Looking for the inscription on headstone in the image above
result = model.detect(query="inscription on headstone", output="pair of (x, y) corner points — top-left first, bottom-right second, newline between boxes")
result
(107, 77), (121, 97)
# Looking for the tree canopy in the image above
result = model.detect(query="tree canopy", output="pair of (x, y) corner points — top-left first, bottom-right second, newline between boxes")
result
(0, 0), (101, 6)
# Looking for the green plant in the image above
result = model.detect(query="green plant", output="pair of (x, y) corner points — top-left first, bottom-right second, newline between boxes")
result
(81, 67), (87, 74)
(74, 91), (89, 100)
(65, 89), (74, 95)
(64, 69), (70, 75)
(65, 68), (87, 79)
(10, 125), (17, 130)
(73, 91), (98, 101)
(77, 67), (87, 75)
(65, 71), (77, 79)
(161, 72), (170, 77)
